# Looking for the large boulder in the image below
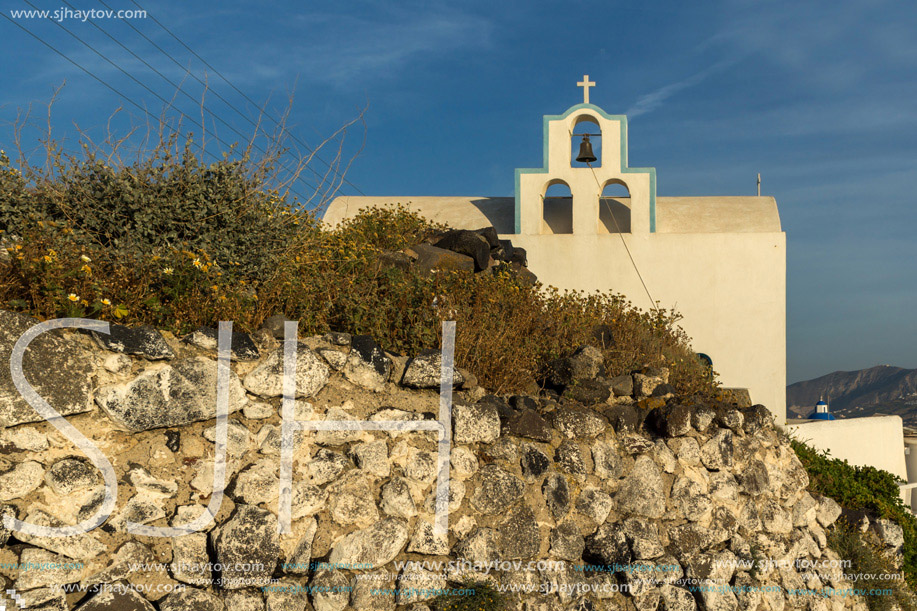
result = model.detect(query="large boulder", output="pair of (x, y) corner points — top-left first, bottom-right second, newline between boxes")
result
(433, 229), (491, 271)
(408, 243), (475, 274)
(0, 310), (94, 427)
(96, 357), (247, 431)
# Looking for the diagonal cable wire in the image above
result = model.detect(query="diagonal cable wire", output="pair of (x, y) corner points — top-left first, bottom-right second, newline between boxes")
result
(94, 0), (350, 195)
(18, 0), (317, 204)
(118, 0), (366, 196)
(56, 0), (322, 196)
(569, 130), (658, 311)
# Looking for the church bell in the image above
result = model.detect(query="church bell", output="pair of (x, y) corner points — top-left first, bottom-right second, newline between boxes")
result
(576, 134), (597, 163)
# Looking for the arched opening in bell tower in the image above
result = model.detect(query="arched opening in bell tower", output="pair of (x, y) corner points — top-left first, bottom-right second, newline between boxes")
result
(542, 179), (573, 234)
(599, 179), (631, 233)
(571, 116), (602, 168)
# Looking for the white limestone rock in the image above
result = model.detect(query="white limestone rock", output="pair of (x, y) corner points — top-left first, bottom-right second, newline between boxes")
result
(243, 343), (330, 398)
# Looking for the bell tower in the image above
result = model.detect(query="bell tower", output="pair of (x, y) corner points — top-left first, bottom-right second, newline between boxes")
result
(514, 76), (657, 235)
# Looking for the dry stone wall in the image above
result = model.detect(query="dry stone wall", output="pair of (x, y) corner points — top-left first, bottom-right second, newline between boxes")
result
(0, 310), (871, 611)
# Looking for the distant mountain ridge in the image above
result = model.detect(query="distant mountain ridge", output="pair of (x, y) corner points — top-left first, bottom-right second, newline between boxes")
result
(787, 365), (917, 424)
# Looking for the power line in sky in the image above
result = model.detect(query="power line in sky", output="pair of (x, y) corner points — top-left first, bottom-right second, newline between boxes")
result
(16, 0), (319, 204)
(54, 0), (325, 199)
(0, 10), (339, 219)
(121, 0), (367, 197)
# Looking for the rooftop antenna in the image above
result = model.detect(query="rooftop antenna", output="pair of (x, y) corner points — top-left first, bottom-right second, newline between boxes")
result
(757, 173), (762, 196)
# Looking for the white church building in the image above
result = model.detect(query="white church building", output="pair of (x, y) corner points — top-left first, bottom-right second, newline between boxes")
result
(325, 77), (788, 424)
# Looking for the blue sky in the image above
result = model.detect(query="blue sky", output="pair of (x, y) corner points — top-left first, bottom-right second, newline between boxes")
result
(2, 0), (915, 383)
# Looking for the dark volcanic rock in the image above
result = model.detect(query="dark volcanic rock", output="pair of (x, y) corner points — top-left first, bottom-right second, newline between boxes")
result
(475, 226), (501, 249)
(542, 473), (571, 519)
(546, 345), (605, 388)
(521, 445), (551, 480)
(74, 588), (156, 610)
(585, 523), (632, 567)
(212, 505), (281, 589)
(0, 310), (95, 427)
(607, 374), (634, 397)
(603, 405), (646, 434)
(550, 521), (585, 561)
(479, 394), (514, 423)
(350, 335), (391, 377)
(741, 404), (774, 434)
(90, 322), (174, 360)
(505, 408), (553, 442)
(498, 504), (541, 559)
(563, 379), (612, 405)
(508, 395), (540, 412)
(433, 229), (491, 271)
(261, 313), (292, 339)
(646, 403), (693, 438)
(410, 243), (476, 274)
(470, 465), (525, 514)
(509, 262), (538, 286)
(508, 246), (527, 266)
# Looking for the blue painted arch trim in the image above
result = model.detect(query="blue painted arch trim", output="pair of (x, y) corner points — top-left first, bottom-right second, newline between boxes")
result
(514, 103), (656, 234)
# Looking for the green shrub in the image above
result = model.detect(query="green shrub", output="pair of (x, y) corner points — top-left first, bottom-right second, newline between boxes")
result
(828, 521), (917, 611)
(0, 137), (307, 279)
(791, 438), (917, 589)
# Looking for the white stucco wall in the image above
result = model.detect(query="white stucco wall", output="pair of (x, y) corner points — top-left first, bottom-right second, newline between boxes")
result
(786, 416), (908, 502)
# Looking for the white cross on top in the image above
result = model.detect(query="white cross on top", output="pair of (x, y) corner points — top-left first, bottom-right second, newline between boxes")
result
(577, 75), (595, 104)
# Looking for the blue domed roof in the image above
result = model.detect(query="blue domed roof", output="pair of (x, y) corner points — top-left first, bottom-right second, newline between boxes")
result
(816, 400), (828, 407)
(808, 411), (835, 420)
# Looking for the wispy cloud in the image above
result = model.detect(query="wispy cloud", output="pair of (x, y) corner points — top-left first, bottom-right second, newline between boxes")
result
(218, 7), (495, 89)
(625, 58), (738, 119)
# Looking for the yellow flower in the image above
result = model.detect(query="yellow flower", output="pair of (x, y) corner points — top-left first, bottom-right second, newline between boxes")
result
(163, 267), (174, 275)
(80, 299), (89, 306)
(80, 255), (91, 263)
(80, 264), (91, 275)
(211, 285), (219, 292)
(43, 255), (53, 263)
(100, 298), (111, 306)
(67, 294), (79, 302)
(192, 258), (202, 268)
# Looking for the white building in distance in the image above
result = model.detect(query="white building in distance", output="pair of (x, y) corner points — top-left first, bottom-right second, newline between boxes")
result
(325, 77), (787, 424)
